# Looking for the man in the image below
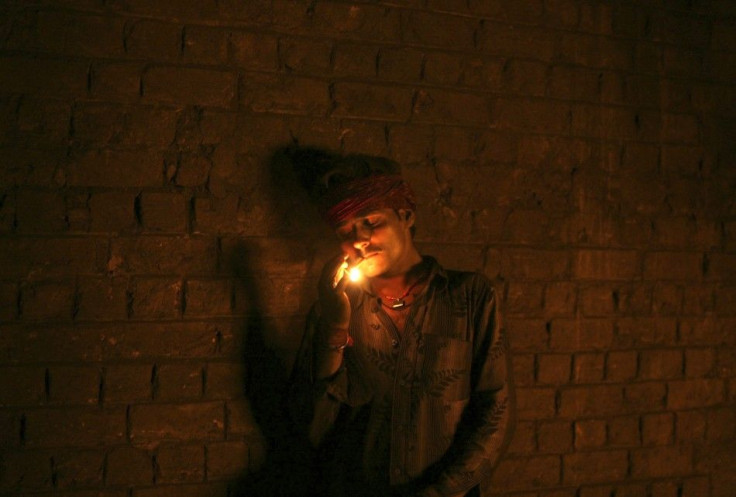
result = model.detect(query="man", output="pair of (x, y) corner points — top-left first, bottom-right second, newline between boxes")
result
(289, 152), (513, 497)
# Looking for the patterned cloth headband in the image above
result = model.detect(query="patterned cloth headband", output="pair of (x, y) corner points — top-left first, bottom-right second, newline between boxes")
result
(322, 174), (417, 228)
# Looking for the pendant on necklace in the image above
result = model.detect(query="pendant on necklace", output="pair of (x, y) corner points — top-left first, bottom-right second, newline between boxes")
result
(390, 299), (406, 309)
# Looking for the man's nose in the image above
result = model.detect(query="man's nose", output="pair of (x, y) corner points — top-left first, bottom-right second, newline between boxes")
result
(352, 225), (371, 248)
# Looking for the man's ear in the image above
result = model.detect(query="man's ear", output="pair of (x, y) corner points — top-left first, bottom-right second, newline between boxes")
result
(399, 209), (415, 227)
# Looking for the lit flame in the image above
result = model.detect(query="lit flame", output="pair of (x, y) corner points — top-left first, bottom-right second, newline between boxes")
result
(348, 266), (362, 282)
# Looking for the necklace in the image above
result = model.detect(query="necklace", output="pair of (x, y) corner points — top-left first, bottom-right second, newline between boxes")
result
(379, 278), (425, 310)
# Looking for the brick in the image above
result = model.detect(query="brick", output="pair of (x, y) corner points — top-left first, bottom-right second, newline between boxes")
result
(507, 420), (535, 454)
(332, 82), (413, 121)
(494, 97), (570, 133)
(0, 366), (45, 405)
(579, 285), (615, 316)
(505, 282), (544, 315)
(129, 402), (225, 444)
(240, 73), (330, 115)
(0, 281), (18, 320)
(110, 237), (217, 275)
(681, 476), (709, 497)
(91, 61), (143, 101)
(66, 149), (163, 188)
(606, 350), (638, 382)
(0, 325), (103, 365)
(516, 387), (557, 419)
(229, 31), (278, 70)
(174, 155), (212, 188)
(333, 43), (378, 79)
(54, 449), (105, 488)
(36, 12), (124, 58)
(537, 420), (572, 453)
(0, 56), (89, 97)
(412, 88), (491, 125)
(404, 10), (476, 49)
(706, 407), (736, 441)
(143, 67), (236, 107)
(642, 412), (674, 445)
(480, 24), (555, 60)
(21, 280), (75, 321)
(544, 282), (576, 317)
(502, 59), (547, 96)
(667, 379), (724, 409)
(549, 319), (614, 351)
(607, 415), (641, 447)
(679, 317), (732, 345)
(88, 192), (137, 233)
(708, 254), (736, 281)
(572, 353), (605, 383)
(47, 366), (100, 405)
(103, 364), (152, 404)
(559, 385), (623, 417)
(506, 319), (548, 351)
(0, 237), (107, 279)
(548, 65), (599, 101)
(139, 192), (188, 233)
(559, 32), (633, 69)
(156, 363), (203, 401)
(639, 349), (683, 380)
(512, 354), (535, 387)
(76, 277), (129, 321)
(106, 446), (153, 486)
(205, 362), (246, 399)
(181, 26), (228, 65)
(377, 47), (423, 82)
(0, 449), (53, 490)
(15, 191), (66, 232)
(573, 249), (639, 281)
(652, 283), (683, 314)
(206, 440), (249, 480)
(563, 450), (628, 485)
(155, 444), (205, 483)
(615, 283), (653, 315)
(489, 455), (561, 491)
(185, 279), (232, 317)
(624, 381), (667, 412)
(279, 37), (332, 74)
(631, 445), (693, 478)
(16, 96), (70, 145)
(24, 408), (126, 447)
(501, 249), (570, 280)
(101, 322), (222, 361)
(676, 410), (706, 442)
(306, 2), (402, 42)
(574, 419), (606, 449)
(644, 252), (703, 281)
(502, 209), (553, 244)
(537, 354), (571, 385)
(615, 318), (677, 347)
(123, 19), (180, 61)
(131, 278), (182, 319)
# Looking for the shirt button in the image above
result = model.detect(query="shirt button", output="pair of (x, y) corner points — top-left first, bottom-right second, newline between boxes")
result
(392, 340), (399, 347)
(393, 468), (402, 476)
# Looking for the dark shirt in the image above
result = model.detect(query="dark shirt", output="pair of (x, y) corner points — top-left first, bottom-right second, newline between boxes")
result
(290, 257), (513, 497)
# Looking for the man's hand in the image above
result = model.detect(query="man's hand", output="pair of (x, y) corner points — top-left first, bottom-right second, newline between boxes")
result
(317, 254), (352, 345)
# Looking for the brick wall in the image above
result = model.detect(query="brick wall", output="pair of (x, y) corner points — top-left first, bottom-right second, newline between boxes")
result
(0, 1), (734, 496)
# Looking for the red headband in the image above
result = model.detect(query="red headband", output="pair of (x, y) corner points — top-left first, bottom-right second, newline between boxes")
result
(323, 174), (416, 228)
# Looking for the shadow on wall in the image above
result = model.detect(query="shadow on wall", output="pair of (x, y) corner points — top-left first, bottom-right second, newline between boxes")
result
(230, 144), (339, 497)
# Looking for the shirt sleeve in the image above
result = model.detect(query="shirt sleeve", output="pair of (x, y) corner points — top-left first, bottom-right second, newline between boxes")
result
(427, 277), (515, 496)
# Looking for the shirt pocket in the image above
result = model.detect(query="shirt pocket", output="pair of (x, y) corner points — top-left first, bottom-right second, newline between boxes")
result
(419, 334), (472, 401)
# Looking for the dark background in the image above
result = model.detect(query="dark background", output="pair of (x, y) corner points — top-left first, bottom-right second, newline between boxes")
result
(0, 1), (734, 496)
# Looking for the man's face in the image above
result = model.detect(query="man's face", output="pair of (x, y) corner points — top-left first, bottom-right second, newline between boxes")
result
(335, 208), (416, 278)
